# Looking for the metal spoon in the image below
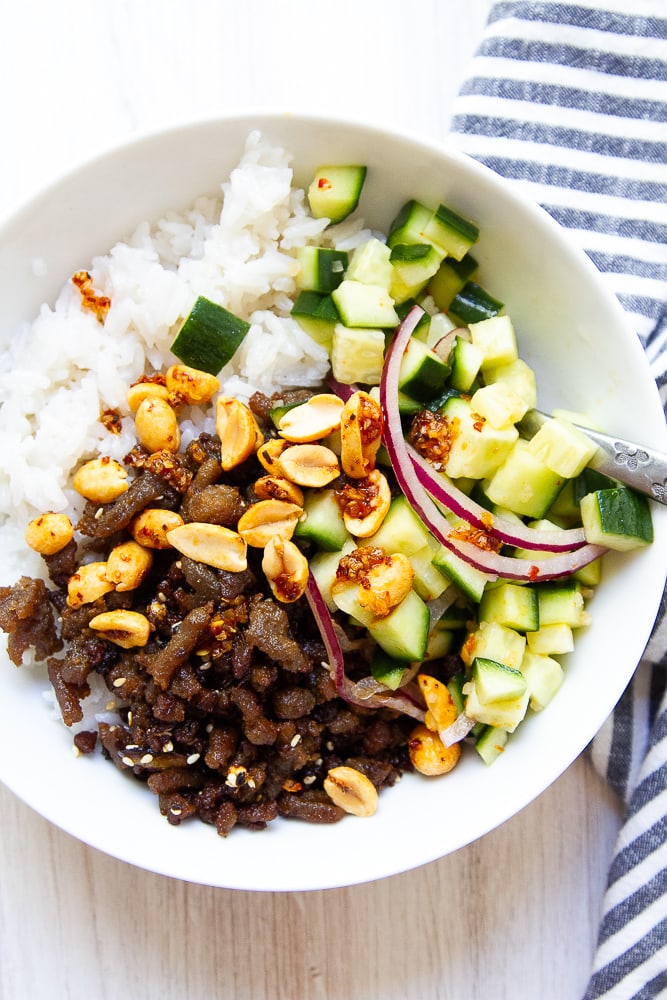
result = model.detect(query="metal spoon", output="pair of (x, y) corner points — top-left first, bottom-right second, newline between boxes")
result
(518, 409), (667, 506)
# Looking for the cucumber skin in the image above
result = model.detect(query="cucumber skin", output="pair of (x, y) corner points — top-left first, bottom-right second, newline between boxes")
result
(171, 296), (250, 375)
(581, 487), (654, 549)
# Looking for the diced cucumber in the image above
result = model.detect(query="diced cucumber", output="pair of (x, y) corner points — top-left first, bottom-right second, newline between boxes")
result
(574, 557), (603, 587)
(423, 203), (480, 261)
(520, 651), (564, 711)
(431, 542), (490, 603)
(293, 488), (348, 552)
(525, 416), (598, 479)
(361, 495), (431, 556)
(367, 589), (430, 661)
(309, 539), (356, 612)
(395, 299), (432, 340)
(398, 337), (450, 403)
(332, 279), (399, 329)
(296, 246), (348, 294)
(346, 238), (393, 287)
(526, 623), (574, 656)
(428, 254), (478, 311)
(409, 545), (451, 602)
(484, 439), (565, 519)
(463, 678), (529, 732)
(447, 673), (467, 715)
(478, 582), (540, 633)
(475, 725), (509, 765)
(469, 315), (518, 371)
(387, 200), (433, 249)
(330, 581), (376, 628)
(449, 336), (484, 393)
(307, 165), (367, 223)
(440, 395), (518, 480)
(483, 358), (537, 410)
(438, 603), (471, 630)
(369, 384), (422, 418)
(461, 620), (526, 671)
(580, 486), (654, 551)
(389, 243), (442, 304)
(330, 324), (385, 385)
(470, 382), (529, 428)
(424, 311), (458, 351)
(268, 399), (303, 429)
(449, 282), (504, 324)
(423, 620), (456, 660)
(370, 648), (408, 690)
(171, 296), (250, 375)
(536, 581), (587, 628)
(544, 478), (581, 526)
(472, 656), (527, 704)
(291, 291), (341, 350)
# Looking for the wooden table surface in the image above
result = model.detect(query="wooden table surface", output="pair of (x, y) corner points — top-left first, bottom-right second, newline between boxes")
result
(0, 3), (624, 997)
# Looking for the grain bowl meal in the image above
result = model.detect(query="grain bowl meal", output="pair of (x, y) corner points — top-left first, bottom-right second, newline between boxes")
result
(0, 131), (655, 838)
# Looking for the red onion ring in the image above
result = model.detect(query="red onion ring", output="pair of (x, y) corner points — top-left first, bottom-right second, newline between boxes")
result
(380, 307), (606, 583)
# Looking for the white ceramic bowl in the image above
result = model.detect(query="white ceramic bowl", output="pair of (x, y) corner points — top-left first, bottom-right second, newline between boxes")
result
(0, 111), (665, 891)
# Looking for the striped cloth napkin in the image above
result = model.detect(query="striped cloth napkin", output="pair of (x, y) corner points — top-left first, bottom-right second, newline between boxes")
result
(447, 3), (667, 997)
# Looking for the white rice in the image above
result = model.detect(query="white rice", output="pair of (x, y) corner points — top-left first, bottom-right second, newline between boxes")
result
(0, 130), (372, 585)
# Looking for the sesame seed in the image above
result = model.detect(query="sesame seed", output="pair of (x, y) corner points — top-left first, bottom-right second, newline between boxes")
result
(290, 734), (301, 748)
(225, 773), (237, 788)
(94, 507), (104, 520)
(326, 741), (334, 751)
(170, 807), (182, 816)
(72, 745), (81, 758)
(205, 723), (213, 733)
(105, 700), (116, 711)
(303, 774), (316, 785)
(163, 740), (174, 752)
(112, 677), (126, 688)
(186, 753), (200, 765)
(127, 711), (133, 726)
(140, 754), (154, 765)
(121, 756), (134, 767)
(246, 778), (256, 789)
(126, 744), (139, 750)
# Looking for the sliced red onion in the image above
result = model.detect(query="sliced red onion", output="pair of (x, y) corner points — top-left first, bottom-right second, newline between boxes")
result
(409, 445), (587, 552)
(432, 330), (458, 362)
(304, 572), (425, 722)
(439, 713), (476, 747)
(380, 307), (606, 583)
(426, 585), (460, 629)
(326, 375), (357, 401)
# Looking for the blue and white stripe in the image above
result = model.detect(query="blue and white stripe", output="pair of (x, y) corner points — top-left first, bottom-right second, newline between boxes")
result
(448, 3), (667, 997)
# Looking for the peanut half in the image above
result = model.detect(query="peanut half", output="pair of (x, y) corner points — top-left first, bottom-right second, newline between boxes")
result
(237, 500), (303, 548)
(277, 393), (344, 443)
(166, 522), (247, 572)
(323, 766), (379, 817)
(261, 534), (309, 603)
(216, 397), (264, 472)
(88, 609), (151, 649)
(277, 443), (340, 488)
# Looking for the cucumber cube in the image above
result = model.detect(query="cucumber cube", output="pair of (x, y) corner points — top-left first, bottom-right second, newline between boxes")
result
(483, 358), (537, 410)
(428, 254), (478, 311)
(291, 291), (341, 350)
(526, 623), (574, 656)
(440, 395), (518, 480)
(307, 165), (367, 223)
(293, 488), (349, 552)
(449, 282), (504, 324)
(398, 337), (450, 403)
(346, 238), (393, 287)
(526, 416), (598, 479)
(475, 725), (509, 765)
(361, 495), (431, 556)
(423, 203), (479, 261)
(424, 312), (458, 351)
(470, 382), (529, 428)
(449, 336), (484, 393)
(409, 545), (450, 602)
(463, 679), (529, 732)
(536, 582), (587, 628)
(387, 200), (433, 249)
(460, 620), (526, 671)
(484, 439), (565, 519)
(367, 588), (431, 661)
(331, 324), (385, 385)
(389, 243), (442, 304)
(469, 315), (518, 371)
(479, 582), (540, 632)
(309, 540), (356, 612)
(520, 651), (564, 711)
(423, 621), (456, 660)
(581, 486), (654, 551)
(332, 280), (399, 329)
(431, 543), (490, 603)
(472, 656), (528, 704)
(370, 648), (409, 690)
(296, 246), (348, 293)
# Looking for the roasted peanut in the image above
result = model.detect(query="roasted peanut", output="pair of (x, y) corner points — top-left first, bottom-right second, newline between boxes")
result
(277, 393), (344, 443)
(338, 469), (391, 537)
(418, 674), (458, 733)
(88, 609), (151, 649)
(340, 391), (383, 478)
(72, 457), (129, 504)
(127, 380), (170, 412)
(262, 534), (309, 603)
(357, 551), (414, 618)
(216, 396), (264, 471)
(67, 562), (115, 608)
(408, 723), (461, 776)
(106, 540), (153, 592)
(256, 438), (291, 473)
(129, 508), (184, 549)
(237, 500), (303, 548)
(24, 512), (74, 555)
(135, 396), (180, 453)
(165, 363), (220, 405)
(323, 765), (379, 817)
(277, 443), (340, 488)
(166, 521), (247, 572)
(253, 474), (304, 507)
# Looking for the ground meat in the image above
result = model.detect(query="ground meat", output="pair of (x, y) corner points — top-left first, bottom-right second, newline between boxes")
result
(246, 596), (311, 672)
(77, 471), (180, 539)
(0, 576), (62, 665)
(248, 388), (313, 425)
(181, 483), (247, 527)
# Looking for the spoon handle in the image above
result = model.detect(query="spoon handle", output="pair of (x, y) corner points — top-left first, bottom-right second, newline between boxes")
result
(518, 410), (667, 506)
